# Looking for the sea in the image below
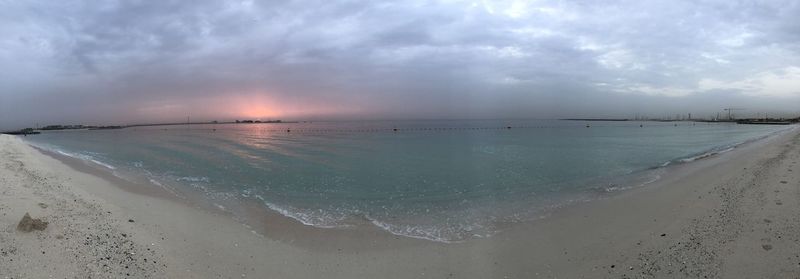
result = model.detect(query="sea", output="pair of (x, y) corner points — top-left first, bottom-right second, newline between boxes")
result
(22, 119), (793, 242)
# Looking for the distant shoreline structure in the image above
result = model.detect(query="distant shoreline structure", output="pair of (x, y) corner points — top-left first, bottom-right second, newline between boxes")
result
(563, 118), (798, 125)
(3, 117), (798, 135)
(561, 118), (629, 121)
(1, 119), (297, 135)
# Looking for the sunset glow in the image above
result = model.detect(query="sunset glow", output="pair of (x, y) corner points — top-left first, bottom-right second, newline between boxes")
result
(216, 93), (357, 121)
(239, 103), (277, 119)
(225, 94), (281, 119)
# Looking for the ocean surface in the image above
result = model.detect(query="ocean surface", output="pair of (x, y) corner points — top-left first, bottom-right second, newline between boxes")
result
(23, 120), (792, 242)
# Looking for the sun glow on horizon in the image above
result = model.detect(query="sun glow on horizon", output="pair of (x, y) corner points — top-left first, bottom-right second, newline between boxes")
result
(239, 103), (277, 119)
(225, 93), (321, 119)
(228, 94), (284, 119)
(129, 92), (362, 124)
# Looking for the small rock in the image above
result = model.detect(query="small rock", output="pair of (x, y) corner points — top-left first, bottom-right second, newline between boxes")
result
(37, 203), (48, 209)
(762, 244), (773, 251)
(17, 213), (48, 232)
(660, 233), (666, 237)
(128, 219), (135, 223)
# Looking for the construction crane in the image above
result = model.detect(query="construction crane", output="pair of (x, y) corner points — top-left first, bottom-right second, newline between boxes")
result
(723, 108), (745, 120)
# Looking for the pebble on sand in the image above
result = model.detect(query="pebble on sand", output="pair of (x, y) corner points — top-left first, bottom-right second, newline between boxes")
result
(17, 212), (48, 232)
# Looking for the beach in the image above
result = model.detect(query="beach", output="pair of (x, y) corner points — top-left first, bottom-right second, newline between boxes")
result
(1, 126), (800, 278)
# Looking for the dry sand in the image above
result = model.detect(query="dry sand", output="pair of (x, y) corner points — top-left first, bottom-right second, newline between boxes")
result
(1, 127), (799, 278)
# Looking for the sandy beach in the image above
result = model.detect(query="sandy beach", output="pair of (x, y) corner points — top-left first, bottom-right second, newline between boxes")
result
(1, 127), (800, 278)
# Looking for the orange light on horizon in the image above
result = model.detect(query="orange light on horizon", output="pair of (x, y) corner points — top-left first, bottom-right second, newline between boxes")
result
(218, 91), (359, 120)
(239, 104), (277, 119)
(223, 93), (282, 119)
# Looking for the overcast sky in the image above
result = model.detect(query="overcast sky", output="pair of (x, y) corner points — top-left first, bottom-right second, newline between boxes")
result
(1, 0), (799, 129)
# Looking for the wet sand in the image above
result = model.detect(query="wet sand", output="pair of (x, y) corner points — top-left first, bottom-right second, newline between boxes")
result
(1, 127), (800, 278)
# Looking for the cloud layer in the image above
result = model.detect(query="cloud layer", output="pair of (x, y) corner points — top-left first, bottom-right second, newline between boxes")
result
(1, 0), (799, 128)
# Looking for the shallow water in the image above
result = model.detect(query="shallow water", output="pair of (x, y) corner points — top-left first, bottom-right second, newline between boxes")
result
(24, 120), (792, 242)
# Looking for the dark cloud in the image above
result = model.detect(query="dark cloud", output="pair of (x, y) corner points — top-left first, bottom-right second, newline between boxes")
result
(1, 0), (800, 129)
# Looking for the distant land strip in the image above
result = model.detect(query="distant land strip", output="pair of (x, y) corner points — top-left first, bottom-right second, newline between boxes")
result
(561, 118), (629, 121)
(3, 118), (799, 135)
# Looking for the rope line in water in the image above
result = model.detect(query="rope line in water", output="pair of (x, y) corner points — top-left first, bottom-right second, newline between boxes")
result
(156, 123), (710, 134)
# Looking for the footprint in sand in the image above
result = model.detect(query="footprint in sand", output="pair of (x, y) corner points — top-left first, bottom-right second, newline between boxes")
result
(764, 219), (772, 223)
(776, 201), (783, 205)
(780, 181), (788, 184)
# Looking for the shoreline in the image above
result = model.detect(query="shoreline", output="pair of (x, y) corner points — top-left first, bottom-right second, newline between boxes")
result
(26, 124), (793, 246)
(1, 126), (799, 277)
(33, 145), (436, 251)
(22, 125), (794, 244)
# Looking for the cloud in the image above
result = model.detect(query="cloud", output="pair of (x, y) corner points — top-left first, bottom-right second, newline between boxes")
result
(699, 66), (800, 97)
(1, 0), (800, 129)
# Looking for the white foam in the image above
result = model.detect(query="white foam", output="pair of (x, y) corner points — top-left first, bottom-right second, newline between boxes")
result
(366, 215), (496, 243)
(54, 150), (117, 170)
(148, 178), (163, 186)
(176, 176), (210, 183)
(679, 146), (736, 163)
(368, 218), (460, 243)
(255, 195), (349, 229)
(91, 159), (117, 170)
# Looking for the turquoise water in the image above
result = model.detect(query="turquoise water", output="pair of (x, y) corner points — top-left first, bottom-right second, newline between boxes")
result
(23, 120), (792, 242)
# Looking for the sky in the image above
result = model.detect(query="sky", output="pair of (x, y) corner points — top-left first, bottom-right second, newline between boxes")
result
(1, 0), (799, 129)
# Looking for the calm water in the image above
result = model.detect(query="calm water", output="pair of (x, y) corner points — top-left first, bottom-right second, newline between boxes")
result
(23, 120), (792, 242)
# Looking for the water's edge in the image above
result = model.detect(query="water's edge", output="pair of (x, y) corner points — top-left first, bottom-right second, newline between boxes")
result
(22, 124), (797, 243)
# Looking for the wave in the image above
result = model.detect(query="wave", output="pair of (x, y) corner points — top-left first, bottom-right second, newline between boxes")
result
(251, 194), (498, 242)
(176, 176), (210, 183)
(595, 127), (797, 197)
(51, 148), (117, 170)
(254, 195), (351, 229)
(366, 216), (495, 243)
(662, 126), (795, 167)
(25, 142), (118, 171)
(668, 145), (738, 166)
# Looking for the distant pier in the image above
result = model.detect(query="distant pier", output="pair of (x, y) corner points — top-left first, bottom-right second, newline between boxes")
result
(562, 118), (629, 121)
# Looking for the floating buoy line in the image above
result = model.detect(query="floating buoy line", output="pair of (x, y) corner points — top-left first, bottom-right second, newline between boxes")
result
(156, 122), (709, 134)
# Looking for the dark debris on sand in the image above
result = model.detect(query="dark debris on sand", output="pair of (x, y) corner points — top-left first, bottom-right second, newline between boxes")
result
(17, 213), (48, 232)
